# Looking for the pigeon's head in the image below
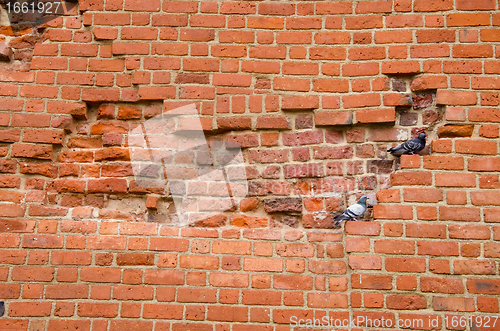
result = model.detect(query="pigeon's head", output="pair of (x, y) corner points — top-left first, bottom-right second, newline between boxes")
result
(358, 196), (368, 205)
(418, 133), (426, 140)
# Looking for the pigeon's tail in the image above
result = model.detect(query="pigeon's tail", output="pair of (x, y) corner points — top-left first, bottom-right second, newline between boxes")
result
(388, 146), (404, 155)
(333, 214), (348, 227)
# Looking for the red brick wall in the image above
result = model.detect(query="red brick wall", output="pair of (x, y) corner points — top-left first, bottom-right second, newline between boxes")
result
(0, 0), (500, 329)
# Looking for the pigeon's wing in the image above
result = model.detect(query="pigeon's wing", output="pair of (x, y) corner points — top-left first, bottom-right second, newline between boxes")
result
(401, 138), (423, 153)
(333, 202), (367, 226)
(345, 203), (366, 217)
(388, 144), (404, 154)
(333, 210), (349, 221)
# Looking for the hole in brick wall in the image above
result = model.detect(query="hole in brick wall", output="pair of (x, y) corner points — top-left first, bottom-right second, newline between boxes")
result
(39, 90), (446, 229)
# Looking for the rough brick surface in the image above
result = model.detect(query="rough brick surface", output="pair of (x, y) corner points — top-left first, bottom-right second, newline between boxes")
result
(0, 0), (499, 327)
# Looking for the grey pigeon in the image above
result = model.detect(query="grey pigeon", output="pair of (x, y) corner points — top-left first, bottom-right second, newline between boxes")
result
(333, 196), (368, 227)
(388, 133), (426, 156)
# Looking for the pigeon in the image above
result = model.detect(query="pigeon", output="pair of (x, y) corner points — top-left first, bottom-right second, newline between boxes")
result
(388, 133), (426, 156)
(333, 196), (368, 227)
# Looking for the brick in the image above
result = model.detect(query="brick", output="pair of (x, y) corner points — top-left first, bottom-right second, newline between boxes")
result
(418, 241), (459, 256)
(467, 279), (500, 295)
(284, 164), (323, 179)
(207, 306), (248, 322)
(343, 93), (380, 108)
(281, 96), (318, 110)
(9, 302), (51, 317)
(12, 144), (54, 160)
(342, 62), (379, 77)
(124, 0), (160, 11)
(274, 77), (310, 91)
(162, 0), (197, 12)
(312, 79), (349, 92)
(352, 274), (392, 290)
(435, 173), (475, 187)
(78, 302), (119, 318)
(390, 172), (432, 186)
(407, 223), (446, 238)
(348, 47), (385, 61)
(430, 259), (450, 274)
(455, 260), (495, 275)
(437, 125), (474, 138)
(51, 251), (91, 265)
(242, 290), (281, 305)
(314, 32), (350, 45)
(255, 117), (291, 130)
(46, 284), (88, 299)
(213, 74), (251, 87)
(382, 61), (420, 75)
(386, 294), (427, 309)
(386, 257), (426, 273)
(180, 256), (218, 270)
(384, 93), (412, 106)
(433, 297), (475, 312)
(249, 46), (286, 59)
(277, 32), (312, 44)
(221, 2), (256, 14)
(349, 255), (381, 270)
(456, 139), (497, 155)
(244, 258), (282, 272)
(346, 16), (383, 30)
(30, 58), (67, 70)
(453, 44), (493, 58)
(457, 0), (495, 10)
(357, 108), (395, 124)
(374, 240), (415, 254)
(61, 44), (98, 57)
(471, 191), (500, 207)
(470, 108), (500, 123)
(373, 205), (413, 220)
(12, 266), (54, 281)
(344, 221), (380, 236)
(150, 238), (189, 252)
(258, 3), (294, 15)
(143, 270), (184, 285)
(315, 112), (353, 126)
(209, 272), (249, 287)
(448, 13), (490, 27)
(479, 124), (499, 138)
(307, 293), (348, 308)
(286, 17), (322, 29)
(431, 139), (453, 153)
(273, 275), (313, 290)
(410, 45), (450, 58)
(82, 89), (121, 102)
(421, 277), (464, 294)
(11, 114), (50, 128)
(178, 288), (217, 303)
(309, 47), (346, 60)
(308, 260), (346, 275)
(416, 30), (455, 43)
(404, 188), (443, 203)
(88, 59), (125, 72)
(93, 27), (118, 40)
(436, 90), (477, 105)
(440, 206), (480, 222)
(423, 155), (464, 170)
(312, 146), (353, 160)
(411, 76), (447, 91)
(414, 0), (453, 11)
